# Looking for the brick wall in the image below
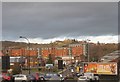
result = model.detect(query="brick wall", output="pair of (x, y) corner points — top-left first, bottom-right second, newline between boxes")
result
(10, 48), (38, 57)
(9, 43), (84, 60)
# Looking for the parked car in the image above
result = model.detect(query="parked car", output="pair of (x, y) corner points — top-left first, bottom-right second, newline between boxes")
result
(44, 73), (59, 80)
(83, 73), (99, 81)
(44, 73), (52, 81)
(35, 73), (45, 81)
(44, 76), (51, 81)
(13, 74), (37, 82)
(27, 75), (36, 82)
(2, 73), (14, 82)
(75, 73), (83, 77)
(78, 76), (90, 81)
(83, 73), (95, 80)
(13, 74), (27, 82)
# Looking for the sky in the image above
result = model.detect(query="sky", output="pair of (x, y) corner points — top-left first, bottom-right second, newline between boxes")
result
(2, 2), (119, 43)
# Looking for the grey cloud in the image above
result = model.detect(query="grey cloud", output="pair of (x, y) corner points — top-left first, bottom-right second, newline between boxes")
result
(2, 2), (118, 40)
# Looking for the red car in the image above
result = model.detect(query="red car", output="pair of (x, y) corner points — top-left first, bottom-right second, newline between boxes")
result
(2, 73), (13, 81)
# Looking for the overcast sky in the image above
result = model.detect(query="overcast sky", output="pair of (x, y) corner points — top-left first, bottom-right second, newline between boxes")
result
(2, 2), (118, 43)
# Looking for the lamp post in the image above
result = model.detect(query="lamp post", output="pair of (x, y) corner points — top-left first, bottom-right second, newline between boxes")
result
(19, 36), (31, 74)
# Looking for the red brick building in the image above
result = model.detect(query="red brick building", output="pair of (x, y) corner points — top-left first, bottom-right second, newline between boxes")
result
(69, 43), (83, 57)
(41, 43), (83, 60)
(8, 43), (84, 61)
(2, 43), (84, 67)
(55, 47), (69, 57)
(41, 47), (56, 58)
(10, 48), (38, 57)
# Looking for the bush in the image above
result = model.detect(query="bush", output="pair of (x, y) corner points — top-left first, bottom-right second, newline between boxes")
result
(12, 63), (21, 75)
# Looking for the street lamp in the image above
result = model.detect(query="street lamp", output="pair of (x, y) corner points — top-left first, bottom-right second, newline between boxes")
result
(19, 36), (31, 74)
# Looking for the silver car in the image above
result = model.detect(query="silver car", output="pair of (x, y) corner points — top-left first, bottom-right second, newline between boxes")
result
(13, 74), (27, 82)
(13, 74), (36, 82)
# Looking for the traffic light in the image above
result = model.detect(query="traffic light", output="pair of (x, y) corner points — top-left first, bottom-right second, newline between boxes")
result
(58, 60), (63, 69)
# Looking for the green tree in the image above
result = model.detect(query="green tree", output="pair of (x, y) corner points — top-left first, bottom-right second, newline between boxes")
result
(46, 54), (54, 64)
(12, 63), (21, 75)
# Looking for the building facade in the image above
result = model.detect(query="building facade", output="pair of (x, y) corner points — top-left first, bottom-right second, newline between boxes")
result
(6, 43), (84, 61)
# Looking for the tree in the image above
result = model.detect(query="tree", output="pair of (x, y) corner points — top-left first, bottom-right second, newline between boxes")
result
(12, 63), (21, 75)
(46, 54), (54, 64)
